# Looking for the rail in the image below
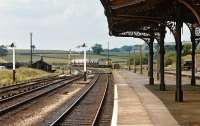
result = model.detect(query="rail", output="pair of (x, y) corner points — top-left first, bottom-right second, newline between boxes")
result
(0, 75), (82, 115)
(50, 74), (109, 126)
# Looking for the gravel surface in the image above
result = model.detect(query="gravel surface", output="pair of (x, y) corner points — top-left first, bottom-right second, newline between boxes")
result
(0, 80), (86, 126)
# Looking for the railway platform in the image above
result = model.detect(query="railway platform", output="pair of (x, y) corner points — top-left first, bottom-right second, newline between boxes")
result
(112, 70), (179, 126)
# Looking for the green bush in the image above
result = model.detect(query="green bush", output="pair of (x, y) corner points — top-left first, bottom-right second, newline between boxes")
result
(182, 44), (191, 56)
(165, 52), (176, 66)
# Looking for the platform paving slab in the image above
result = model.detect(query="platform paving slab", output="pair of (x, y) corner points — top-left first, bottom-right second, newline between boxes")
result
(113, 70), (179, 126)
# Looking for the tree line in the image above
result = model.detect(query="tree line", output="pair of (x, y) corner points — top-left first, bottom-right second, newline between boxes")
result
(0, 45), (8, 57)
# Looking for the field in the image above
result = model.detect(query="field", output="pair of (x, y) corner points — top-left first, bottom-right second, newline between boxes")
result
(1, 49), (131, 68)
(2, 49), (200, 68)
(0, 67), (52, 86)
(1, 49), (200, 86)
(0, 49), (131, 85)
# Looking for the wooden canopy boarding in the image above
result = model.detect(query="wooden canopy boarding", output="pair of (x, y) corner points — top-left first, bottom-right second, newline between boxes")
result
(100, 0), (200, 102)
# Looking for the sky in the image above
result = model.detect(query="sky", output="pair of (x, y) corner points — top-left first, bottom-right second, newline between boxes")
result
(0, 0), (191, 50)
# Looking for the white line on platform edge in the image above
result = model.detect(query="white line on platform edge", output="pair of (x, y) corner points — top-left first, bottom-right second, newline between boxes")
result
(111, 84), (118, 126)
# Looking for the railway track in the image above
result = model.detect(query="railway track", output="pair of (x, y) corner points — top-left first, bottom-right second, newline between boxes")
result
(0, 74), (83, 115)
(95, 74), (114, 126)
(0, 74), (61, 95)
(49, 73), (112, 126)
(0, 75), (77, 102)
(0, 74), (60, 88)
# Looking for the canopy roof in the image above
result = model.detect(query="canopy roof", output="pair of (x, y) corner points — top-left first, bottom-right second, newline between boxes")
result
(101, 0), (200, 37)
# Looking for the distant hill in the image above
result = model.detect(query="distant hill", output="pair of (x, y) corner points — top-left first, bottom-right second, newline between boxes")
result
(165, 41), (191, 45)
(7, 49), (67, 55)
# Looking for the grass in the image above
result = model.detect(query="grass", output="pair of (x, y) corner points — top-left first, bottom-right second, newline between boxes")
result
(0, 67), (51, 86)
(3, 49), (200, 70)
(0, 50), (131, 86)
(1, 50), (131, 67)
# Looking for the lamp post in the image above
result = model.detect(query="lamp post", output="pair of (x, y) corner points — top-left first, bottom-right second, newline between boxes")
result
(10, 43), (16, 83)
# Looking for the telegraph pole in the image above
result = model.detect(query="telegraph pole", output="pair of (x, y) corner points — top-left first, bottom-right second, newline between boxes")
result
(30, 32), (33, 66)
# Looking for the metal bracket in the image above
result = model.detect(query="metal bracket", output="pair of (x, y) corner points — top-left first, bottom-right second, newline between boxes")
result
(165, 21), (183, 51)
(165, 21), (177, 40)
(186, 23), (200, 48)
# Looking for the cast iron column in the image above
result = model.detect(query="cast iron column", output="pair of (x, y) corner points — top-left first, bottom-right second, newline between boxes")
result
(175, 4), (183, 102)
(149, 37), (154, 85)
(160, 28), (166, 91)
(191, 29), (196, 86)
(157, 52), (160, 80)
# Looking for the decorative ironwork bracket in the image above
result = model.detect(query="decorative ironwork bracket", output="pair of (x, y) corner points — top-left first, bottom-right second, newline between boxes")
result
(186, 23), (200, 48)
(165, 21), (177, 40)
(165, 21), (183, 51)
(141, 38), (151, 46)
